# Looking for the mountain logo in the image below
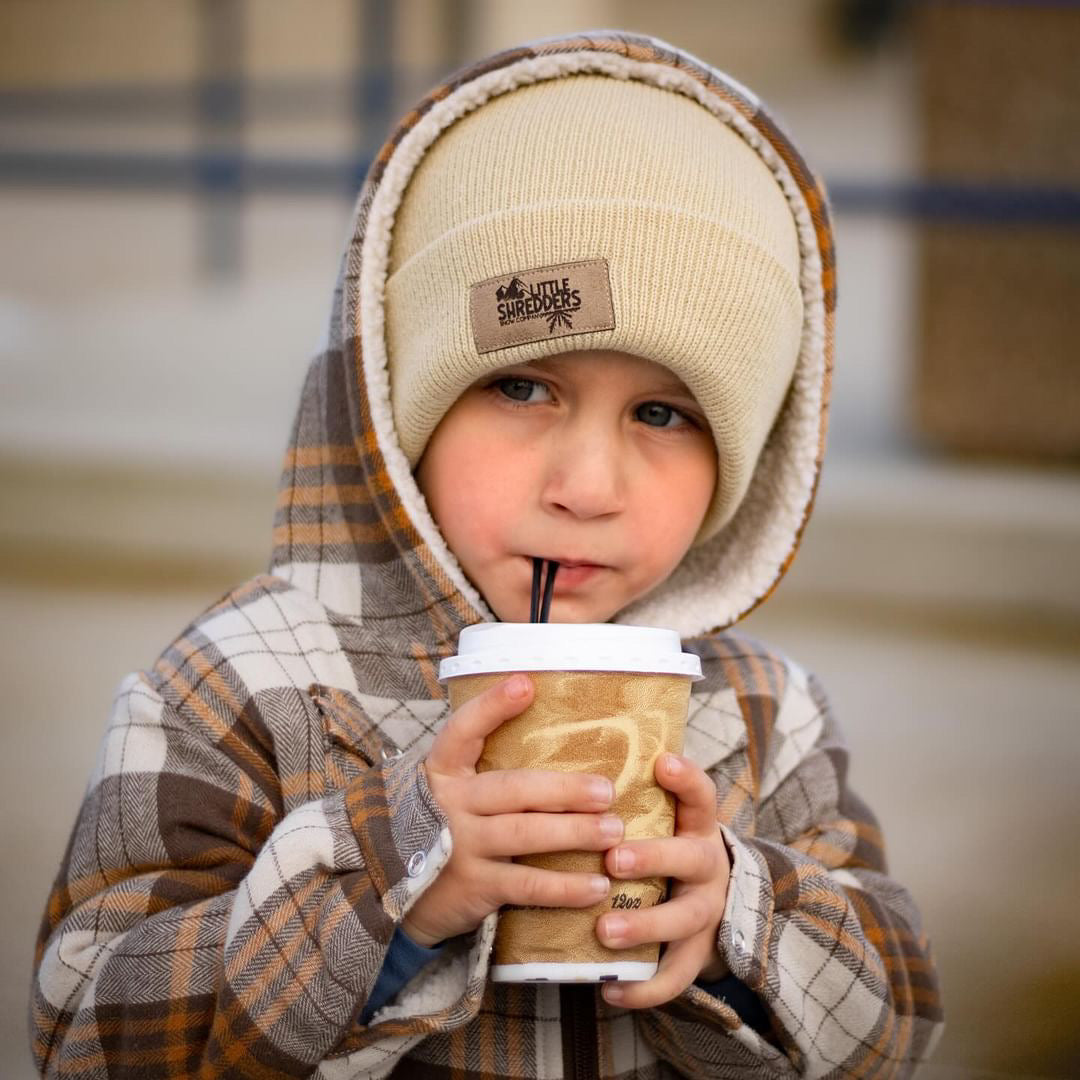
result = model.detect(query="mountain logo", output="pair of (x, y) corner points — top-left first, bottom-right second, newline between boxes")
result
(495, 277), (530, 302)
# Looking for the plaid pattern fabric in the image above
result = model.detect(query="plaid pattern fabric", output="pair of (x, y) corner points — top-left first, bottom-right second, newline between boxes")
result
(31, 608), (942, 1077)
(31, 30), (942, 1078)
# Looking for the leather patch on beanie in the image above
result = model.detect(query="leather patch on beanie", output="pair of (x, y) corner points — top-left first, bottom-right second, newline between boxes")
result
(469, 258), (615, 354)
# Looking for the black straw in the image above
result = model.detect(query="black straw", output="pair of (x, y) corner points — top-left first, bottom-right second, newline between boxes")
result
(530, 558), (542, 622)
(540, 560), (558, 622)
(531, 557), (559, 623)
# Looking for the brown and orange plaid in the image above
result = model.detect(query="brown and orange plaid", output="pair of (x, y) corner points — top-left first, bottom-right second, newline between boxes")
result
(31, 594), (942, 1077)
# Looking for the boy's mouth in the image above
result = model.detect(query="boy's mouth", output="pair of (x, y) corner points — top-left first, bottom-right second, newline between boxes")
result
(521, 555), (610, 591)
(526, 554), (608, 570)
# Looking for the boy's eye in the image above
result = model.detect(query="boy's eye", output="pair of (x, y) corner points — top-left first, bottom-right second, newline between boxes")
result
(495, 377), (551, 403)
(636, 402), (688, 429)
(488, 380), (691, 429)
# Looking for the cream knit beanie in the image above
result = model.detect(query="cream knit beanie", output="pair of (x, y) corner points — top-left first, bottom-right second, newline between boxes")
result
(384, 73), (803, 542)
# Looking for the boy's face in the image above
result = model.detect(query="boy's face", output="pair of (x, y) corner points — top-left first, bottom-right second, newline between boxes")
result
(415, 350), (717, 623)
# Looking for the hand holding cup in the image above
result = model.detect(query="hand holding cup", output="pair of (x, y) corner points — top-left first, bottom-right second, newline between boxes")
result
(598, 750), (733, 1008)
(403, 673), (622, 948)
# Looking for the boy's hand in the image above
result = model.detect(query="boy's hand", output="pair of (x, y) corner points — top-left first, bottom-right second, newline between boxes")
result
(403, 674), (621, 947)
(596, 752), (732, 1009)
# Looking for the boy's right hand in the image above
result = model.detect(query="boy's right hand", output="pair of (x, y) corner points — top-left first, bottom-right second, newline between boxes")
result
(402, 674), (621, 947)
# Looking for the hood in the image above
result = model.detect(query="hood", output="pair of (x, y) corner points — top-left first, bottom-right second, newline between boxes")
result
(269, 30), (835, 646)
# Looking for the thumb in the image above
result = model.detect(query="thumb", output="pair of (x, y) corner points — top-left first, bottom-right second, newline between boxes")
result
(428, 674), (533, 776)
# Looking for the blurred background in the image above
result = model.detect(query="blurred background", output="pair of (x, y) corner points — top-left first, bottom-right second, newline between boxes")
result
(2, 0), (1078, 1075)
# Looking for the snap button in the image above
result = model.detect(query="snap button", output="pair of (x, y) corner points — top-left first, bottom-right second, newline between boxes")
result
(406, 850), (427, 877)
(732, 928), (747, 954)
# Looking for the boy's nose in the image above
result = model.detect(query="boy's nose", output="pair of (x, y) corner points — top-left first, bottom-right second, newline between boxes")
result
(540, 428), (627, 521)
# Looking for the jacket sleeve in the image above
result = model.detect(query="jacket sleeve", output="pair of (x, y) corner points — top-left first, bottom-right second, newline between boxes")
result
(637, 658), (945, 1078)
(358, 925), (446, 1024)
(30, 669), (469, 1078)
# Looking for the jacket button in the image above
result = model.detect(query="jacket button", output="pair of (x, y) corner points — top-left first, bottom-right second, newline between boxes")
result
(732, 928), (747, 954)
(407, 851), (427, 877)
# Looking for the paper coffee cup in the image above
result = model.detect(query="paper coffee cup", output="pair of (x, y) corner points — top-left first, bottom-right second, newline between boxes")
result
(439, 623), (702, 983)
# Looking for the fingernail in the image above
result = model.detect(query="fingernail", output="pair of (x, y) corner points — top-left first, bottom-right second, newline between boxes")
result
(603, 915), (628, 940)
(614, 847), (635, 873)
(603, 984), (624, 1003)
(589, 778), (615, 804)
(664, 753), (683, 774)
(590, 875), (611, 896)
(599, 816), (624, 840)
(506, 675), (530, 700)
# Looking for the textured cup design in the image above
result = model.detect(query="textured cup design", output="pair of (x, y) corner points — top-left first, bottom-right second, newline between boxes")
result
(448, 670), (691, 971)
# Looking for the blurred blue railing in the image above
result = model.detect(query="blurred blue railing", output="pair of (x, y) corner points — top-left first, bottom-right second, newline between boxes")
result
(2, 144), (1076, 224)
(2, 0), (1077, 230)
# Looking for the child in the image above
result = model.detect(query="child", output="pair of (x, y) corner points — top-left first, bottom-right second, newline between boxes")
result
(31, 30), (943, 1078)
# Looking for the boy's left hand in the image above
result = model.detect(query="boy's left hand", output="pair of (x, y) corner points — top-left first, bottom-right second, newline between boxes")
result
(596, 752), (731, 1009)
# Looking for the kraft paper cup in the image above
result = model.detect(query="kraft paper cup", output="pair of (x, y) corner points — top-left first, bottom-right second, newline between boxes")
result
(439, 623), (703, 984)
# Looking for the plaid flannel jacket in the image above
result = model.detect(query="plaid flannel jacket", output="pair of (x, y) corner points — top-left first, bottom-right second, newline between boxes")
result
(31, 582), (942, 1077)
(31, 30), (943, 1077)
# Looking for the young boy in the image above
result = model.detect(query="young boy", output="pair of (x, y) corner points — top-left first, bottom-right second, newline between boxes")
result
(31, 31), (943, 1078)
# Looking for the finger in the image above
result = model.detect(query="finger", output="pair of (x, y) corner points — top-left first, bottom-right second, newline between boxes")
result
(427, 675), (533, 775)
(602, 931), (712, 1010)
(595, 891), (715, 950)
(605, 835), (725, 885)
(498, 863), (611, 910)
(467, 769), (614, 815)
(477, 811), (623, 857)
(655, 753), (719, 837)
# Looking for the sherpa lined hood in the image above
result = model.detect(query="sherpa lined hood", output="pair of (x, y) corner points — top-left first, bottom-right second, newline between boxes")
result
(269, 30), (835, 648)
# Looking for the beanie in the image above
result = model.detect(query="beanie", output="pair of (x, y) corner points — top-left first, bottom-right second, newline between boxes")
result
(384, 73), (804, 542)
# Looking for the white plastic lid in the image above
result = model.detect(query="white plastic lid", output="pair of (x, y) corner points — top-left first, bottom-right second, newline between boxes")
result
(438, 623), (703, 681)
